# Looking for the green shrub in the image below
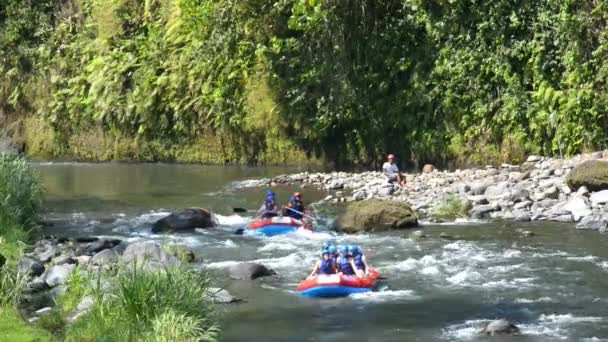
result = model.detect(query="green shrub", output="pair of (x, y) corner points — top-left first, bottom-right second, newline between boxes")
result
(150, 309), (219, 342)
(0, 263), (28, 307)
(0, 154), (43, 229)
(66, 265), (218, 341)
(0, 309), (53, 342)
(431, 195), (472, 221)
(163, 244), (195, 263)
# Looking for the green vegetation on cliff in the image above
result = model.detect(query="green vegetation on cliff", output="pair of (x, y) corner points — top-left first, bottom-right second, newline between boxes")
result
(2, 0), (608, 166)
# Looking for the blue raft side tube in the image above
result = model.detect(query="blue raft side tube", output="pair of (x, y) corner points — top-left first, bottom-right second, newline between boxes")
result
(298, 285), (372, 298)
(245, 225), (298, 237)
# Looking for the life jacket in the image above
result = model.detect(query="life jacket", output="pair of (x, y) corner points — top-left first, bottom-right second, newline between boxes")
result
(287, 197), (304, 219)
(353, 254), (366, 271)
(319, 258), (334, 275)
(338, 256), (355, 275)
(264, 199), (276, 211)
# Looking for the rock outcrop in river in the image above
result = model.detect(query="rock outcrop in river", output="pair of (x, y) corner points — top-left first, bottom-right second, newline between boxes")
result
(337, 200), (417, 233)
(236, 151), (608, 233)
(152, 208), (217, 233)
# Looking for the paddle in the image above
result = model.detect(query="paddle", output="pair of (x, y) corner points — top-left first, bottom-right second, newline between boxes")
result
(233, 207), (255, 213)
(284, 207), (318, 222)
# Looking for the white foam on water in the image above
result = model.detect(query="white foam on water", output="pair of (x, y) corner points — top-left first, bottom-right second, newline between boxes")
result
(131, 211), (172, 225)
(487, 264), (524, 273)
(539, 314), (604, 324)
(350, 289), (419, 302)
(566, 255), (597, 262)
(447, 270), (482, 285)
(503, 249), (522, 258)
(514, 297), (555, 303)
(420, 266), (441, 275)
(216, 214), (248, 226)
(205, 260), (242, 269)
(441, 319), (489, 340)
(381, 258), (419, 272)
(258, 242), (298, 253)
(223, 239), (238, 248)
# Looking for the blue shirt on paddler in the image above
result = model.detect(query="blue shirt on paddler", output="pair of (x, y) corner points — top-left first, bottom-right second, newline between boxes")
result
(286, 196), (304, 219)
(338, 256), (355, 275)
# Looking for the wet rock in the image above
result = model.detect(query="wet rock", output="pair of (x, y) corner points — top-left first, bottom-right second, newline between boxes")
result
(121, 241), (181, 271)
(27, 275), (49, 292)
(422, 164), (436, 173)
(519, 230), (535, 237)
(576, 215), (608, 230)
(527, 155), (542, 162)
(337, 200), (418, 233)
(90, 249), (119, 266)
(45, 264), (76, 288)
(228, 263), (276, 280)
(78, 239), (122, 256)
(470, 181), (491, 195)
(470, 204), (498, 219)
(152, 208), (217, 233)
(206, 288), (242, 304)
(409, 230), (427, 239)
(479, 319), (520, 336)
(590, 190), (608, 205)
(18, 256), (45, 277)
(75, 237), (99, 243)
(567, 160), (608, 192)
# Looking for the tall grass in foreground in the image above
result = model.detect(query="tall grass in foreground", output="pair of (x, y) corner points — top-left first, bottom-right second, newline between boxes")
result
(66, 264), (219, 341)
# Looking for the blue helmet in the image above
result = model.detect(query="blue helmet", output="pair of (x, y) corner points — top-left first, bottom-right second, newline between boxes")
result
(327, 245), (337, 255)
(321, 249), (330, 257)
(267, 190), (275, 196)
(350, 245), (361, 255)
(322, 241), (331, 250)
(338, 245), (348, 255)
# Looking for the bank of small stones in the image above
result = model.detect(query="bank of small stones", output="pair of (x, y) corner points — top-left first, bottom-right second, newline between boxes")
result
(19, 236), (249, 323)
(238, 151), (608, 232)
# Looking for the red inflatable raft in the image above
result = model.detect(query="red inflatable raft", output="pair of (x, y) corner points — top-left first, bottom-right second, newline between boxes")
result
(296, 269), (381, 297)
(246, 216), (312, 237)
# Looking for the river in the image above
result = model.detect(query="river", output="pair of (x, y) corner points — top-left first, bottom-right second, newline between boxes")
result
(35, 163), (608, 341)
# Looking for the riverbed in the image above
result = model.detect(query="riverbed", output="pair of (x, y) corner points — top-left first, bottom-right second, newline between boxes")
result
(35, 163), (608, 341)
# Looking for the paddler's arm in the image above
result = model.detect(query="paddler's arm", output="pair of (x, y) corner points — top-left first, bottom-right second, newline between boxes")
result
(308, 261), (320, 279)
(362, 255), (370, 276)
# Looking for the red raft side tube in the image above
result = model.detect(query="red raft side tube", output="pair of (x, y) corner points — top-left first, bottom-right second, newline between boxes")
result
(296, 269), (381, 298)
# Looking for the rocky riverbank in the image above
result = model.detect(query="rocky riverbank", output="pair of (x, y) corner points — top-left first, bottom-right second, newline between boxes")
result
(17, 236), (261, 324)
(236, 151), (608, 232)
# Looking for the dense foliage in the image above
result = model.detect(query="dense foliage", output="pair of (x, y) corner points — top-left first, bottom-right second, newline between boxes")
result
(2, 0), (608, 166)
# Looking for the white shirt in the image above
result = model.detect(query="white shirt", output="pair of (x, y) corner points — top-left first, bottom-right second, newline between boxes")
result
(382, 162), (399, 176)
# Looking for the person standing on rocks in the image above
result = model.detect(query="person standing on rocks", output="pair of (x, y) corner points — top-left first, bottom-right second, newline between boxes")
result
(383, 154), (406, 187)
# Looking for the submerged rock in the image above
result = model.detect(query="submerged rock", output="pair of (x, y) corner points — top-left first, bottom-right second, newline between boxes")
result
(479, 319), (520, 336)
(228, 263), (276, 280)
(206, 288), (242, 304)
(152, 208), (217, 233)
(337, 199), (418, 233)
(567, 160), (608, 192)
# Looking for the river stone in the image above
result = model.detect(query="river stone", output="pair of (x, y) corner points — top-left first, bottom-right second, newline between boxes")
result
(328, 179), (344, 189)
(121, 241), (181, 270)
(45, 264), (76, 288)
(513, 210), (531, 222)
(590, 190), (608, 205)
(37, 245), (60, 263)
(485, 182), (510, 198)
(52, 254), (76, 266)
(470, 204), (498, 219)
(90, 249), (119, 266)
(469, 182), (491, 196)
(467, 195), (489, 205)
(337, 200), (417, 233)
(206, 288), (242, 304)
(228, 263), (276, 280)
(422, 164), (436, 173)
(479, 319), (520, 336)
(527, 155), (542, 163)
(67, 295), (95, 322)
(152, 208), (217, 233)
(514, 200), (532, 210)
(576, 215), (608, 230)
(17, 256), (45, 277)
(567, 160), (608, 192)
(563, 195), (592, 221)
(352, 190), (367, 201)
(76, 238), (121, 256)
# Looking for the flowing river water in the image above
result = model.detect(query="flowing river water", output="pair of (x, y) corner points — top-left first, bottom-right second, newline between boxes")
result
(35, 163), (608, 341)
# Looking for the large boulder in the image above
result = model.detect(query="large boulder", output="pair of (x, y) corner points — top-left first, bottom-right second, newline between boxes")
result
(152, 208), (217, 233)
(121, 241), (181, 271)
(479, 319), (520, 336)
(337, 200), (417, 233)
(567, 160), (608, 192)
(563, 195), (592, 221)
(228, 263), (276, 280)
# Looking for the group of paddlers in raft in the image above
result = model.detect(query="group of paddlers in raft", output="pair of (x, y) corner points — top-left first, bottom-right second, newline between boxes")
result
(308, 242), (373, 280)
